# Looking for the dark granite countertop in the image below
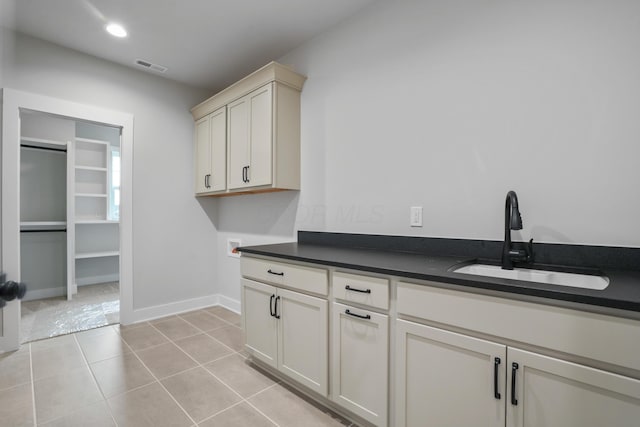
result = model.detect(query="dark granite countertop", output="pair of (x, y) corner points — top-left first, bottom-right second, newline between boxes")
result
(238, 232), (640, 314)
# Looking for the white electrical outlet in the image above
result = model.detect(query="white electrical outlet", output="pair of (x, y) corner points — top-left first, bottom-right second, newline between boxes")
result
(410, 206), (423, 227)
(227, 238), (242, 258)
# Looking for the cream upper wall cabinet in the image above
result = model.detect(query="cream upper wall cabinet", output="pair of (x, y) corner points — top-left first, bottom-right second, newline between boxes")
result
(191, 62), (306, 197)
(228, 83), (272, 190)
(194, 106), (226, 194)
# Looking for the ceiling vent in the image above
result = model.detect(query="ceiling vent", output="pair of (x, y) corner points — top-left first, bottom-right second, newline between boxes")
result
(135, 59), (168, 73)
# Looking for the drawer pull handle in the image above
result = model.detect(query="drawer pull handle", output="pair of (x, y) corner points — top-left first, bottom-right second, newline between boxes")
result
(269, 294), (275, 317)
(274, 296), (281, 319)
(345, 285), (371, 294)
(267, 269), (284, 276)
(511, 362), (519, 405)
(494, 357), (501, 400)
(345, 309), (371, 320)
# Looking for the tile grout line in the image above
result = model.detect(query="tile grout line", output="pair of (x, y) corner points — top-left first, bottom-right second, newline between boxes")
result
(28, 343), (37, 427)
(72, 333), (120, 427)
(124, 356), (198, 426)
(128, 324), (200, 426)
(239, 383), (283, 427)
(177, 320), (241, 356)
(148, 321), (283, 426)
(153, 309), (350, 426)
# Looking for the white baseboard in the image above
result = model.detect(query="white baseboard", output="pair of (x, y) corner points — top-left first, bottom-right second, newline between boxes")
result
(128, 294), (241, 325)
(76, 274), (119, 286)
(22, 287), (65, 301)
(130, 294), (220, 324)
(218, 294), (241, 314)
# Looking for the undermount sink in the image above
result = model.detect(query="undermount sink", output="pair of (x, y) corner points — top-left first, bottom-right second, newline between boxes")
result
(452, 264), (610, 291)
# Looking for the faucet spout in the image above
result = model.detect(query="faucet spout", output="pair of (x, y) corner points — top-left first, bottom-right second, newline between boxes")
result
(502, 191), (532, 270)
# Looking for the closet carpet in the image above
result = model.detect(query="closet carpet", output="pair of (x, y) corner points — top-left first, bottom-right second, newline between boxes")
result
(0, 306), (354, 427)
(21, 282), (120, 343)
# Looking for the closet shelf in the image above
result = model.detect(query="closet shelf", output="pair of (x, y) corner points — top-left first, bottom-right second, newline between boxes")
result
(75, 137), (109, 145)
(75, 166), (107, 172)
(20, 221), (67, 231)
(21, 136), (68, 151)
(75, 251), (119, 259)
(75, 193), (108, 198)
(75, 220), (119, 225)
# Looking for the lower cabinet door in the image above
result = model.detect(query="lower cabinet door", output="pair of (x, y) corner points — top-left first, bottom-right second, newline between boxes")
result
(395, 319), (507, 427)
(242, 279), (278, 368)
(507, 347), (640, 427)
(332, 302), (388, 427)
(277, 287), (328, 396)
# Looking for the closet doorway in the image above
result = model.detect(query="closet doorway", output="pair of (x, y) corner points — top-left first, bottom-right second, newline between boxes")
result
(19, 111), (121, 343)
(1, 88), (133, 352)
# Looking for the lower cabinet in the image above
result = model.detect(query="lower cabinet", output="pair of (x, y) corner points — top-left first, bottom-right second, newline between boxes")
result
(395, 319), (506, 427)
(396, 319), (640, 427)
(508, 347), (640, 427)
(242, 278), (328, 396)
(332, 302), (388, 427)
(243, 258), (640, 427)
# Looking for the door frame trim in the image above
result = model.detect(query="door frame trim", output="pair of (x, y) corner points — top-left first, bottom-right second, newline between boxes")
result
(1, 88), (134, 351)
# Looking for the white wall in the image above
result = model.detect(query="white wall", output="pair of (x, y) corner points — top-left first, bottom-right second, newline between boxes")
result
(283, 0), (640, 245)
(2, 30), (218, 311)
(215, 0), (640, 303)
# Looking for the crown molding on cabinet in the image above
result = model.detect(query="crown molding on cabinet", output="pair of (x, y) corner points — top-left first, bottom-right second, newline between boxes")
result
(191, 61), (307, 120)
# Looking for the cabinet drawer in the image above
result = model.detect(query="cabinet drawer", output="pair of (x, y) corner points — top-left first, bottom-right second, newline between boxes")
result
(241, 257), (328, 296)
(397, 281), (640, 373)
(333, 272), (389, 310)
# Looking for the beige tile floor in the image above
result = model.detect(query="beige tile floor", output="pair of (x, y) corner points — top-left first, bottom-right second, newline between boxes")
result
(0, 306), (356, 427)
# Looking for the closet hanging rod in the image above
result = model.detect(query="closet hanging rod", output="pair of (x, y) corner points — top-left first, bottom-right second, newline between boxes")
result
(20, 229), (67, 233)
(20, 144), (67, 153)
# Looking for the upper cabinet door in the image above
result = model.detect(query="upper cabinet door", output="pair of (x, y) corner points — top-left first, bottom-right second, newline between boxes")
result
(247, 83), (273, 187)
(227, 95), (250, 190)
(209, 106), (226, 192)
(194, 116), (211, 194)
(227, 83), (273, 190)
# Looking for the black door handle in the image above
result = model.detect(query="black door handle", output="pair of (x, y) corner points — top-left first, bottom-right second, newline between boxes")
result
(267, 269), (284, 276)
(494, 357), (501, 399)
(344, 309), (371, 320)
(241, 166), (246, 183)
(511, 362), (519, 405)
(345, 285), (371, 294)
(269, 294), (275, 317)
(0, 280), (27, 302)
(274, 296), (281, 319)
(245, 165), (250, 183)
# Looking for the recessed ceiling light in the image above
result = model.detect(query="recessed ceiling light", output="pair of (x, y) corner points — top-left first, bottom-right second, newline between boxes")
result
(106, 23), (127, 38)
